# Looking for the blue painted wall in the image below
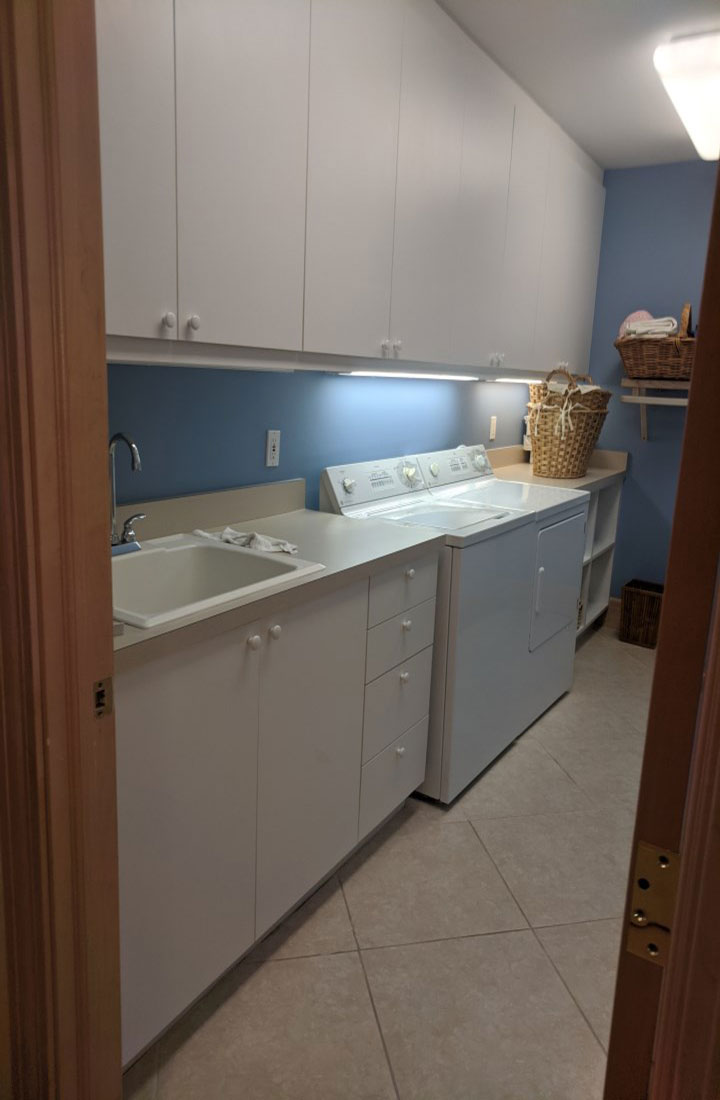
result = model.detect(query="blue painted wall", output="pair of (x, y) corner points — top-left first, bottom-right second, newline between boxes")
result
(589, 160), (717, 595)
(108, 365), (528, 508)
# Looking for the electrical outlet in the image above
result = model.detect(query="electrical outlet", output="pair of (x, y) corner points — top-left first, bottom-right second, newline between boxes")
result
(265, 429), (281, 467)
(489, 415), (497, 441)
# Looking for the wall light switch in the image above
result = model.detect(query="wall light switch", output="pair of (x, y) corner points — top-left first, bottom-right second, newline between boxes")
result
(489, 415), (497, 442)
(265, 429), (281, 468)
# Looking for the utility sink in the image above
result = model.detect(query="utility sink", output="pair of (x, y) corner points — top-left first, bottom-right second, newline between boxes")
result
(112, 534), (325, 629)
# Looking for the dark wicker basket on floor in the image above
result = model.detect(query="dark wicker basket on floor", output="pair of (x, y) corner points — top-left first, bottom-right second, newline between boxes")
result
(614, 303), (695, 380)
(619, 579), (664, 649)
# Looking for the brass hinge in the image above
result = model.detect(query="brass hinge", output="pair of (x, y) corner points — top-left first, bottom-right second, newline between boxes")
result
(93, 677), (114, 718)
(626, 841), (680, 967)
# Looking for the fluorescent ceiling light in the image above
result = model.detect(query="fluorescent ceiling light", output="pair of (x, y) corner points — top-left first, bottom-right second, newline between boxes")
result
(347, 370), (480, 382)
(653, 32), (720, 161)
(493, 377), (545, 384)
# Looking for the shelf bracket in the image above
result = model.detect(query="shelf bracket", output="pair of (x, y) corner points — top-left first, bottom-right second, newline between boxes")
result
(632, 385), (648, 442)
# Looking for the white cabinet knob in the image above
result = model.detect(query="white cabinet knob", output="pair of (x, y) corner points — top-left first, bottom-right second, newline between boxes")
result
(269, 624), (282, 640)
(247, 634), (262, 650)
(401, 619), (412, 632)
(392, 339), (402, 356)
(161, 311), (176, 329)
(381, 339), (391, 356)
(405, 568), (416, 580)
(396, 745), (406, 757)
(399, 671), (410, 684)
(187, 314), (201, 331)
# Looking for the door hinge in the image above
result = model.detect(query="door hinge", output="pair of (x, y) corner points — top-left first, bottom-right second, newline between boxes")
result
(93, 677), (114, 718)
(626, 841), (680, 967)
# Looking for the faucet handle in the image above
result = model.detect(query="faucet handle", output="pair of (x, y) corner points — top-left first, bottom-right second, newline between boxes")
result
(121, 513), (146, 544)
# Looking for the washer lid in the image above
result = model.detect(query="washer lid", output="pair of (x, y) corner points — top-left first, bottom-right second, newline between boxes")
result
(362, 499), (511, 532)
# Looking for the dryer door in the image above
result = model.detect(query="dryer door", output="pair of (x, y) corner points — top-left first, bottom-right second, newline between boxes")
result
(529, 512), (585, 651)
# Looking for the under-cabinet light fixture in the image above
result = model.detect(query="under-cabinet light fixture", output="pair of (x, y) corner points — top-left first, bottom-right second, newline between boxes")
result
(493, 377), (545, 385)
(346, 370), (480, 382)
(653, 32), (720, 161)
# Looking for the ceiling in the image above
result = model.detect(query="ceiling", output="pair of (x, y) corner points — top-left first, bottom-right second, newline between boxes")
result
(439, 0), (720, 168)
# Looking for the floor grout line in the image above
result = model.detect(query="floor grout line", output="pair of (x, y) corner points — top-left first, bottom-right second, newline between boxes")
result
(467, 820), (610, 1058)
(339, 879), (402, 1100)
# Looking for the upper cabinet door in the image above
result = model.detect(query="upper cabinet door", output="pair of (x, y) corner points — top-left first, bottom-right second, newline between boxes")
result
(303, 0), (405, 359)
(96, 0), (178, 339)
(497, 103), (552, 372)
(389, 0), (466, 364)
(450, 45), (514, 368)
(175, 0), (310, 350)
(534, 142), (606, 374)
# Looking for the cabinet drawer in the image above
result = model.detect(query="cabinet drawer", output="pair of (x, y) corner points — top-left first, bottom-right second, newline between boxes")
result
(368, 555), (438, 627)
(359, 717), (429, 839)
(366, 598), (436, 683)
(363, 646), (433, 764)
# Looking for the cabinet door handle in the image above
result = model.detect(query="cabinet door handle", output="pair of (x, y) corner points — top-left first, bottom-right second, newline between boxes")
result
(401, 619), (412, 631)
(381, 339), (390, 357)
(269, 624), (282, 640)
(247, 634), (262, 650)
(405, 567), (416, 580)
(161, 311), (176, 329)
(392, 339), (402, 356)
(396, 745), (406, 757)
(399, 671), (410, 684)
(535, 566), (545, 614)
(187, 314), (201, 331)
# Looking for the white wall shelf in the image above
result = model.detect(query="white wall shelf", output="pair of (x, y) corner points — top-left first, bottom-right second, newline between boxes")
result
(620, 377), (690, 441)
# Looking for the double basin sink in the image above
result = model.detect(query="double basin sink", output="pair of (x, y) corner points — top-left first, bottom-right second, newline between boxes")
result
(112, 533), (324, 629)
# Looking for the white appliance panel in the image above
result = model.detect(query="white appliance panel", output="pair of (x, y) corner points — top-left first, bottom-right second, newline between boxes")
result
(530, 513), (586, 652)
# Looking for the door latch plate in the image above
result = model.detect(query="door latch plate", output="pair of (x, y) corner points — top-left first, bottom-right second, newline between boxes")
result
(626, 841), (679, 967)
(94, 677), (114, 718)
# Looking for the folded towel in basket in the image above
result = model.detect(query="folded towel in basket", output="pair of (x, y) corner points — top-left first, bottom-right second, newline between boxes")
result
(194, 527), (298, 554)
(622, 316), (678, 337)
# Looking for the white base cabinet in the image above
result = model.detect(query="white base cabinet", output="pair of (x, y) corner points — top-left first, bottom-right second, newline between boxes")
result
(115, 555), (439, 1064)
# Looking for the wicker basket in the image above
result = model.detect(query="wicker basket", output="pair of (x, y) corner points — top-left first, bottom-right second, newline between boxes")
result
(614, 303), (694, 380)
(527, 369), (610, 479)
(619, 579), (664, 648)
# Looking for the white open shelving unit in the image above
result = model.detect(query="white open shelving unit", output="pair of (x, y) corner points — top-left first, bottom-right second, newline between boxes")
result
(577, 479), (623, 635)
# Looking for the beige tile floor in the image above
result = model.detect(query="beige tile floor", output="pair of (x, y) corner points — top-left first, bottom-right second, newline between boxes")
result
(125, 624), (655, 1100)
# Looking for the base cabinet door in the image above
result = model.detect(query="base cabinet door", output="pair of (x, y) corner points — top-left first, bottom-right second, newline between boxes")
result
(115, 625), (260, 1064)
(529, 513), (587, 651)
(256, 582), (368, 936)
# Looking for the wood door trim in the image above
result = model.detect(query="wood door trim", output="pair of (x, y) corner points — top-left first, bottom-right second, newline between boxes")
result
(0, 1), (122, 1096)
(604, 170), (720, 1098)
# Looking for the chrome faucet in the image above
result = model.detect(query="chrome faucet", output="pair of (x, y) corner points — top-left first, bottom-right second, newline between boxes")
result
(109, 432), (143, 547)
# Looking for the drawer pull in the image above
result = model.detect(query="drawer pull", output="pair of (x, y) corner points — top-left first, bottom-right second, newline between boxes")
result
(399, 671), (410, 684)
(401, 619), (412, 631)
(396, 745), (406, 757)
(247, 634), (262, 651)
(405, 568), (416, 580)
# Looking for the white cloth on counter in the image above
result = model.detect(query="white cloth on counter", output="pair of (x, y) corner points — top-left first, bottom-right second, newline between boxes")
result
(546, 381), (601, 395)
(193, 527), (299, 555)
(622, 316), (678, 337)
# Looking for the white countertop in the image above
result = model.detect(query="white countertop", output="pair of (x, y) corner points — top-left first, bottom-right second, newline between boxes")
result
(114, 507), (444, 658)
(493, 461), (626, 494)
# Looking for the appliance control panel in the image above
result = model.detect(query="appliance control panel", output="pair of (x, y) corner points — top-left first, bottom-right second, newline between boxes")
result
(320, 457), (428, 511)
(417, 445), (493, 487)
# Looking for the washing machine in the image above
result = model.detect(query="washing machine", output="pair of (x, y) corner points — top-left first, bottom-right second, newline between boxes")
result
(320, 448), (589, 803)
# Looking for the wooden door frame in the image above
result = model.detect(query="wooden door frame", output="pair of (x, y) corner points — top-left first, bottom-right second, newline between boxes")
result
(0, 1), (122, 1098)
(604, 168), (720, 1099)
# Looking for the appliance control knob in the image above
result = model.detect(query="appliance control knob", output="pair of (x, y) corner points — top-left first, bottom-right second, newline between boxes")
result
(187, 314), (201, 331)
(247, 634), (262, 650)
(401, 464), (420, 487)
(342, 477), (356, 494)
(269, 624), (282, 640)
(472, 452), (487, 470)
(161, 311), (176, 330)
(399, 672), (410, 684)
(429, 462), (439, 478)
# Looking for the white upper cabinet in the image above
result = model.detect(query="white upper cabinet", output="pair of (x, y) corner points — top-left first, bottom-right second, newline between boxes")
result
(534, 141), (606, 374)
(96, 0), (178, 339)
(498, 102), (552, 372)
(174, 0), (310, 349)
(450, 44), (515, 368)
(303, 0), (405, 359)
(389, 0), (467, 364)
